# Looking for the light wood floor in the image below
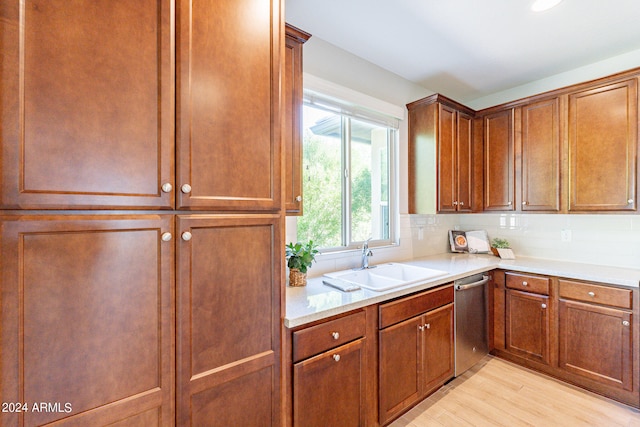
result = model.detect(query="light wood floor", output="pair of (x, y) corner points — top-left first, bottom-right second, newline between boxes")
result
(389, 356), (640, 427)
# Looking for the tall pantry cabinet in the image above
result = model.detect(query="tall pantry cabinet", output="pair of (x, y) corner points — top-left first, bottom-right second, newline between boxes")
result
(0, 1), (284, 426)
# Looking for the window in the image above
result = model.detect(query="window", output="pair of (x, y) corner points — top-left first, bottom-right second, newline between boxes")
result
(296, 92), (398, 251)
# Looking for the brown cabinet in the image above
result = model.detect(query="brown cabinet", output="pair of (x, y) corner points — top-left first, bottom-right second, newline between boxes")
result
(568, 79), (638, 211)
(0, 215), (174, 426)
(378, 285), (454, 424)
(559, 279), (636, 397)
(484, 108), (515, 211)
(407, 95), (477, 214)
(289, 311), (368, 427)
(284, 24), (311, 215)
(176, 214), (282, 426)
(520, 97), (561, 211)
(0, 0), (174, 209)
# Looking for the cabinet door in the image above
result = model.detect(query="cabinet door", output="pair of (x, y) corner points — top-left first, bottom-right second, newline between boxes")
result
(423, 303), (455, 393)
(437, 105), (457, 212)
(176, 214), (282, 426)
(568, 79), (638, 211)
(484, 109), (515, 211)
(0, 215), (174, 427)
(559, 299), (633, 391)
(379, 316), (422, 424)
(293, 339), (365, 427)
(176, 0), (282, 211)
(0, 1), (174, 209)
(506, 289), (550, 365)
(456, 112), (474, 212)
(521, 98), (560, 211)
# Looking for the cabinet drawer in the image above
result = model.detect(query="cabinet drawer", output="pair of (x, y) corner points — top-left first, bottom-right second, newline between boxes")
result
(379, 284), (453, 329)
(506, 272), (549, 295)
(293, 311), (366, 362)
(559, 279), (632, 309)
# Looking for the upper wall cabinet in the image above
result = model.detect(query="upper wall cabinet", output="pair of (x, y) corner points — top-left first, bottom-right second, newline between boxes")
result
(284, 24), (311, 215)
(176, 0), (282, 211)
(0, 0), (175, 209)
(520, 97), (561, 212)
(407, 95), (478, 214)
(484, 109), (515, 211)
(568, 79), (638, 212)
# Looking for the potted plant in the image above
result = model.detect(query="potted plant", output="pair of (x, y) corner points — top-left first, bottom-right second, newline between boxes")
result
(490, 238), (510, 257)
(285, 240), (319, 287)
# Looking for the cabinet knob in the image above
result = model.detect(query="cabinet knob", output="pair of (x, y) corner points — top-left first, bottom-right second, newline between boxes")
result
(425, 323), (431, 329)
(161, 183), (173, 193)
(508, 201), (513, 206)
(181, 231), (192, 241)
(628, 199), (634, 204)
(459, 202), (464, 206)
(296, 195), (302, 202)
(522, 201), (528, 205)
(331, 332), (340, 340)
(418, 325), (424, 331)
(541, 303), (547, 309)
(588, 291), (595, 297)
(161, 232), (172, 242)
(332, 354), (341, 362)
(181, 184), (192, 194)
(623, 320), (630, 327)
(453, 201), (458, 206)
(522, 281), (528, 286)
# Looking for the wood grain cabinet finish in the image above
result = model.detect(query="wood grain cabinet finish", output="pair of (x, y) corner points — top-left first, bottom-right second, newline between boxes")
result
(379, 286), (454, 425)
(176, 0), (282, 211)
(176, 214), (282, 426)
(506, 289), (551, 366)
(407, 95), (478, 214)
(484, 109), (515, 211)
(520, 97), (561, 211)
(0, 215), (175, 427)
(0, 0), (175, 209)
(568, 79), (638, 211)
(284, 24), (311, 215)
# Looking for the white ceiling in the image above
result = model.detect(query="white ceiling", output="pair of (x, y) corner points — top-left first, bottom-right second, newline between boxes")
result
(285, 0), (640, 103)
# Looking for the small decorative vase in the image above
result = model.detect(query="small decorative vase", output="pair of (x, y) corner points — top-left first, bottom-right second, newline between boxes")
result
(289, 268), (307, 287)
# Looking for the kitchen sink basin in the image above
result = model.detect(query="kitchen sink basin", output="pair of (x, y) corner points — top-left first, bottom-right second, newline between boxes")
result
(323, 263), (448, 292)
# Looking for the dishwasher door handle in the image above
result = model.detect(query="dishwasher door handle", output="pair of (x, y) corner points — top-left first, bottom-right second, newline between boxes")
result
(455, 275), (489, 291)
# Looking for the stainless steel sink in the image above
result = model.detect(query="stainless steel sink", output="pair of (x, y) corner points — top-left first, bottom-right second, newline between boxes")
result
(323, 263), (448, 291)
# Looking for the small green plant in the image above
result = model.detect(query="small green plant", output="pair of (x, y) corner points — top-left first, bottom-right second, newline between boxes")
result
(491, 238), (510, 249)
(285, 241), (320, 273)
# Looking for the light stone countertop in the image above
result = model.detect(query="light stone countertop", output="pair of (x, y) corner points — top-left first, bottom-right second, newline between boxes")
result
(284, 253), (640, 328)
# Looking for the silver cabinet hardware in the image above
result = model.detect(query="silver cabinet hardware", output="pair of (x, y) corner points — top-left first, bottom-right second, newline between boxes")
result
(181, 231), (192, 241)
(508, 201), (513, 205)
(522, 281), (528, 286)
(161, 183), (173, 193)
(541, 303), (547, 309)
(588, 291), (595, 297)
(331, 332), (340, 340)
(623, 320), (630, 326)
(425, 323), (430, 329)
(628, 199), (634, 204)
(522, 201), (528, 205)
(181, 184), (192, 194)
(418, 325), (424, 331)
(161, 232), (172, 242)
(459, 201), (464, 206)
(332, 354), (341, 362)
(453, 201), (458, 205)
(295, 195), (302, 202)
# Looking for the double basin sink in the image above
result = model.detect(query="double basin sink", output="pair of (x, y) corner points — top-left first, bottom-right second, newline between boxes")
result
(323, 262), (448, 292)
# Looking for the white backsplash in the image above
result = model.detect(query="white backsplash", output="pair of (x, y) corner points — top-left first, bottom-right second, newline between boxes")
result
(411, 213), (640, 270)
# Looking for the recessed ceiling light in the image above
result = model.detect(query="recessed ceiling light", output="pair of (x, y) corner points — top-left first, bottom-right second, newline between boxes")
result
(531, 0), (563, 12)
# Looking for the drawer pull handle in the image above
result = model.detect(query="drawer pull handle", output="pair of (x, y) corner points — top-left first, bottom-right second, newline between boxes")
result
(331, 332), (340, 340)
(522, 281), (528, 286)
(332, 354), (341, 362)
(623, 321), (630, 327)
(588, 291), (595, 297)
(541, 303), (547, 309)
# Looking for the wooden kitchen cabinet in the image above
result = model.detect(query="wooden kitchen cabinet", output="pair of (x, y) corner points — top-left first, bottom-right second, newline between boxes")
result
(0, 0), (174, 209)
(176, 0), (282, 211)
(568, 79), (638, 211)
(176, 214), (282, 426)
(520, 97), (561, 211)
(379, 285), (454, 425)
(484, 108), (515, 211)
(407, 95), (478, 214)
(0, 215), (175, 427)
(284, 24), (311, 215)
(505, 272), (551, 365)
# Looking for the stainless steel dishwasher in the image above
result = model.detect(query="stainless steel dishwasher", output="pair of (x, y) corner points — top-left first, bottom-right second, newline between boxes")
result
(454, 273), (489, 376)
